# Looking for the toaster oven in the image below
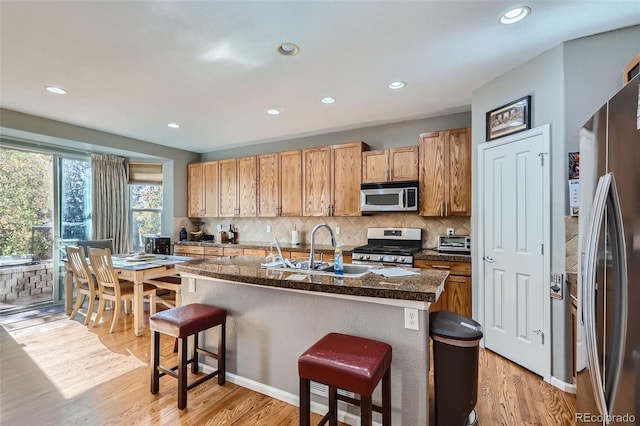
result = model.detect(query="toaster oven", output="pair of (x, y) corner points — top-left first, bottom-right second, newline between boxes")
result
(437, 235), (471, 254)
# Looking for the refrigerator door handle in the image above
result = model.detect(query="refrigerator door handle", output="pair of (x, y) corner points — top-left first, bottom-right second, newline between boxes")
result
(583, 173), (611, 420)
(605, 173), (628, 414)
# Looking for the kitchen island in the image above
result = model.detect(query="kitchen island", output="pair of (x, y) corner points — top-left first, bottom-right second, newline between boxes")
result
(176, 257), (448, 425)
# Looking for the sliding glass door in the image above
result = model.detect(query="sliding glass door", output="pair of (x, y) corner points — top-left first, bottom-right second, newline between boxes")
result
(0, 145), (91, 313)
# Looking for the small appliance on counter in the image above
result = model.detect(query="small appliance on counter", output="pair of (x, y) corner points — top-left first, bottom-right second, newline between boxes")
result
(437, 235), (471, 254)
(144, 236), (171, 255)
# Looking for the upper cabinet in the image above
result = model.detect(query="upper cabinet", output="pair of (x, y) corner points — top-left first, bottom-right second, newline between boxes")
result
(362, 146), (419, 183)
(303, 141), (366, 216)
(187, 161), (219, 217)
(219, 156), (257, 217)
(187, 163), (203, 217)
(257, 150), (302, 217)
(419, 127), (471, 217)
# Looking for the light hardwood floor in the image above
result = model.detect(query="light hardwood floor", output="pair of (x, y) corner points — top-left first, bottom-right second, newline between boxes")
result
(1, 304), (575, 425)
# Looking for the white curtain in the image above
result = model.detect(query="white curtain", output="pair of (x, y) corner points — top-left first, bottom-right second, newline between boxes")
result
(91, 154), (129, 254)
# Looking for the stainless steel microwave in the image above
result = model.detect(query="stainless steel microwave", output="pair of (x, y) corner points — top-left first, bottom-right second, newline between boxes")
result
(360, 180), (419, 213)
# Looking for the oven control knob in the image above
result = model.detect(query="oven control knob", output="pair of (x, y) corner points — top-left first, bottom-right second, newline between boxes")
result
(398, 257), (405, 263)
(365, 255), (370, 260)
(392, 256), (398, 261)
(378, 255), (384, 261)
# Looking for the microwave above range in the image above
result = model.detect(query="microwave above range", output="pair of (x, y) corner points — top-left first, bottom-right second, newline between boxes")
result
(360, 180), (418, 213)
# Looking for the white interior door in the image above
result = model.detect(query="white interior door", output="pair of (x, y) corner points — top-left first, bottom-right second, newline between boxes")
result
(479, 125), (550, 379)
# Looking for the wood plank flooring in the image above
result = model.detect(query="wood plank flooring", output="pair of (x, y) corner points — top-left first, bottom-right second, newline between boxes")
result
(1, 304), (575, 425)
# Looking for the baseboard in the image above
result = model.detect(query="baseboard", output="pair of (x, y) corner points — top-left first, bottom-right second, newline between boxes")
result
(550, 376), (576, 394)
(200, 363), (378, 425)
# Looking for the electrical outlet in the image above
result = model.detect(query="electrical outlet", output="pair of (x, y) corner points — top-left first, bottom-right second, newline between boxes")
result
(404, 307), (419, 330)
(336, 227), (341, 235)
(447, 228), (454, 236)
(266, 225), (271, 233)
(217, 224), (222, 231)
(188, 278), (196, 293)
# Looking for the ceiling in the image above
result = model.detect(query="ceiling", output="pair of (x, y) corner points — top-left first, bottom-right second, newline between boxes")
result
(1, 1), (639, 154)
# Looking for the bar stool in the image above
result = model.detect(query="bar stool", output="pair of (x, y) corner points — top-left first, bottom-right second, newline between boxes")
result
(150, 303), (227, 409)
(298, 332), (392, 426)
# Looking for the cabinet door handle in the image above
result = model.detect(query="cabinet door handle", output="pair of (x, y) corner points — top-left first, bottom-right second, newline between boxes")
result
(440, 202), (444, 217)
(445, 201), (448, 216)
(431, 265), (450, 269)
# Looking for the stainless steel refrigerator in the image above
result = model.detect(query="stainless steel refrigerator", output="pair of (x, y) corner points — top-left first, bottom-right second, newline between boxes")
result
(578, 74), (640, 425)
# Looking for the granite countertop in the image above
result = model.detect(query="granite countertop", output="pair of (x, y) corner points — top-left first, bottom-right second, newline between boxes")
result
(414, 249), (472, 263)
(175, 240), (471, 263)
(176, 256), (448, 302)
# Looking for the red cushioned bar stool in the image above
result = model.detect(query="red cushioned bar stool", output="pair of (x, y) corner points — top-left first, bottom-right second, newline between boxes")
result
(298, 332), (392, 426)
(150, 303), (227, 409)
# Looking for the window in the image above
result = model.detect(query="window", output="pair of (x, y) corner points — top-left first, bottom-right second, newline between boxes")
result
(129, 185), (163, 252)
(128, 162), (163, 252)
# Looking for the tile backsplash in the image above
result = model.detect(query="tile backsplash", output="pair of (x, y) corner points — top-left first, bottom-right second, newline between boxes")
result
(174, 214), (470, 249)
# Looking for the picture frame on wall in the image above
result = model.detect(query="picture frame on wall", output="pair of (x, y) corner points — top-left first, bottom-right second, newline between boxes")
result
(486, 95), (531, 141)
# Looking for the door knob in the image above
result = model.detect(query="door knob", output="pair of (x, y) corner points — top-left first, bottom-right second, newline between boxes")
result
(483, 256), (494, 263)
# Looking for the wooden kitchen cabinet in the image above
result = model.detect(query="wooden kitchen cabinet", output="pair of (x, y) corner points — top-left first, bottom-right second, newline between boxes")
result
(219, 156), (257, 217)
(218, 158), (237, 217)
(188, 161), (219, 217)
(257, 150), (302, 217)
(362, 146), (419, 183)
(279, 150), (302, 216)
(204, 247), (224, 257)
(303, 141), (366, 216)
(302, 146), (331, 216)
(243, 248), (267, 257)
(415, 258), (471, 317)
(419, 127), (471, 217)
(187, 163), (203, 217)
(173, 245), (205, 258)
(332, 142), (364, 216)
(237, 156), (257, 217)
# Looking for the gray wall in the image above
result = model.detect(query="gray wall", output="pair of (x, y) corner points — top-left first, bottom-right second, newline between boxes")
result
(0, 108), (200, 231)
(471, 24), (640, 384)
(201, 112), (471, 160)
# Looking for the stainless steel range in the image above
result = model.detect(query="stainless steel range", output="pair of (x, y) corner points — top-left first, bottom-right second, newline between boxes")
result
(352, 227), (422, 266)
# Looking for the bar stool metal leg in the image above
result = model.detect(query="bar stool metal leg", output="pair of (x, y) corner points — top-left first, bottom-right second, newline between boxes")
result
(328, 385), (338, 426)
(218, 322), (226, 385)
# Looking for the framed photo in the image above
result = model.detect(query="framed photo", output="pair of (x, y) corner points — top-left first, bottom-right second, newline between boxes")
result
(486, 95), (531, 141)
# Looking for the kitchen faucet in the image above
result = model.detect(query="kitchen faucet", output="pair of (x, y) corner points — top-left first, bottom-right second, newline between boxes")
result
(308, 224), (336, 270)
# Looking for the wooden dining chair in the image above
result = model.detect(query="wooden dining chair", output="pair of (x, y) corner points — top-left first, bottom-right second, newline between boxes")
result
(145, 275), (182, 310)
(88, 247), (157, 333)
(65, 245), (98, 326)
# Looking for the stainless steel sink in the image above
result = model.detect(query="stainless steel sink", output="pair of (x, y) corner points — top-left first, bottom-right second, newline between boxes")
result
(267, 263), (374, 278)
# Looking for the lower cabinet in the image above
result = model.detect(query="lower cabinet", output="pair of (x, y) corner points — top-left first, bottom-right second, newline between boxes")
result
(415, 259), (471, 317)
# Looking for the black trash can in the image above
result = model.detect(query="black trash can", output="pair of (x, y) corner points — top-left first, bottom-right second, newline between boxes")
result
(430, 310), (483, 426)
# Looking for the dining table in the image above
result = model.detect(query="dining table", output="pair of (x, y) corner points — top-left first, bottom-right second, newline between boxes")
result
(64, 253), (195, 337)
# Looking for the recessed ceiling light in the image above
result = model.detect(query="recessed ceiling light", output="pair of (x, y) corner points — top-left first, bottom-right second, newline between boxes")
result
(167, 123), (181, 129)
(45, 86), (67, 94)
(277, 42), (300, 56)
(499, 6), (531, 24)
(321, 97), (336, 104)
(388, 81), (406, 90)
(266, 109), (281, 115)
